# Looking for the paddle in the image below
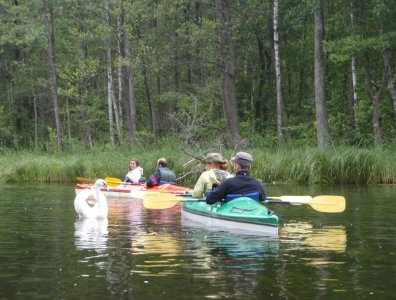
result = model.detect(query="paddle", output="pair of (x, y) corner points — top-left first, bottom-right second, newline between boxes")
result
(76, 176), (128, 187)
(142, 193), (346, 213)
(76, 177), (96, 183)
(266, 196), (346, 213)
(104, 177), (123, 187)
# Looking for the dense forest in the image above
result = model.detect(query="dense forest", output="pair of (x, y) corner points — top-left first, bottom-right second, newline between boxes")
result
(1, 0), (395, 153)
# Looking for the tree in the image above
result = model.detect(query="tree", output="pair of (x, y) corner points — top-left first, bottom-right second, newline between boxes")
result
(215, 0), (240, 143)
(273, 0), (287, 140)
(43, 0), (62, 151)
(314, 0), (331, 148)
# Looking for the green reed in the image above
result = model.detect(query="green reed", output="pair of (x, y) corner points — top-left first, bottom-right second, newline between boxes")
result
(1, 143), (395, 185)
(252, 147), (396, 184)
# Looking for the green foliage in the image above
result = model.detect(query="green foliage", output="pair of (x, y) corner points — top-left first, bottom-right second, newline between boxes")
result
(0, 0), (395, 151)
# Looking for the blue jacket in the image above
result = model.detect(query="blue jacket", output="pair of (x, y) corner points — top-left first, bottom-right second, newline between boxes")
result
(205, 170), (266, 204)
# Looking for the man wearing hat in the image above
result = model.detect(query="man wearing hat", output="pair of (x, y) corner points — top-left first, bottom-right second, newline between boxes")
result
(192, 153), (231, 198)
(205, 151), (266, 204)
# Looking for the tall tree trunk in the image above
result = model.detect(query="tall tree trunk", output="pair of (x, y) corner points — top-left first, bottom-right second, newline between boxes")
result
(254, 29), (265, 124)
(104, 4), (115, 145)
(350, 2), (359, 130)
(117, 19), (124, 143)
(43, 0), (62, 152)
(364, 52), (385, 146)
(125, 41), (137, 146)
(105, 0), (123, 145)
(143, 63), (157, 139)
(65, 97), (71, 140)
(30, 69), (39, 150)
(120, 1), (137, 147)
(194, 0), (203, 85)
(383, 49), (396, 123)
(77, 0), (92, 148)
(215, 0), (240, 143)
(314, 0), (331, 149)
(351, 56), (358, 128)
(273, 0), (286, 140)
(106, 42), (115, 146)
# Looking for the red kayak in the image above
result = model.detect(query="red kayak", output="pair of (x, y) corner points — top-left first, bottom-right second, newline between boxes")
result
(75, 183), (192, 199)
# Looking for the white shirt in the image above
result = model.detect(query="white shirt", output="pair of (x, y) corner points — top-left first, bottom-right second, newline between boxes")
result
(125, 166), (144, 183)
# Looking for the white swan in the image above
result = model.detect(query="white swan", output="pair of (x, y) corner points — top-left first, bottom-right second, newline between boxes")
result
(74, 179), (109, 219)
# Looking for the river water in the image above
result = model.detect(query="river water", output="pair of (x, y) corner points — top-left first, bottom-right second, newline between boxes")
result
(0, 183), (395, 299)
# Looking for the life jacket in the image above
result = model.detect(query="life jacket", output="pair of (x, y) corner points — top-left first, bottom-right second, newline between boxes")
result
(213, 169), (230, 182)
(225, 192), (260, 202)
(158, 167), (176, 185)
(203, 169), (231, 197)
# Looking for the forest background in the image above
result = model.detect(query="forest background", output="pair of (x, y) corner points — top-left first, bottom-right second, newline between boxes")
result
(0, 0), (395, 185)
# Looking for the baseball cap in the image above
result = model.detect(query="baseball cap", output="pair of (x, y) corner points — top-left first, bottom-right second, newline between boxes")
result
(202, 153), (226, 164)
(231, 151), (253, 166)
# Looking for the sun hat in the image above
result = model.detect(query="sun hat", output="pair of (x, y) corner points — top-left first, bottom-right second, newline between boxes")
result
(202, 153), (226, 164)
(231, 151), (253, 166)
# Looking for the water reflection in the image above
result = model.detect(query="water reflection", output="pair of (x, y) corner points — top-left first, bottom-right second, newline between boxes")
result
(3, 182), (396, 299)
(181, 222), (280, 299)
(182, 218), (280, 266)
(280, 222), (347, 253)
(74, 218), (108, 252)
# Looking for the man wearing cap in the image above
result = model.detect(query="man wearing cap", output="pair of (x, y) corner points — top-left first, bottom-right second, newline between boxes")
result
(192, 153), (231, 198)
(205, 151), (266, 204)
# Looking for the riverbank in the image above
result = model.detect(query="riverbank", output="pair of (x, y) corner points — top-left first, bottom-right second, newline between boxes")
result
(1, 145), (395, 185)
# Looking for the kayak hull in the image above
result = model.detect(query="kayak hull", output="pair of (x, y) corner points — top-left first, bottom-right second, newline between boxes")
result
(181, 197), (279, 237)
(75, 183), (192, 199)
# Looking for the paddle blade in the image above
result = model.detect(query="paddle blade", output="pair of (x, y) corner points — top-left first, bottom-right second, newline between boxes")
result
(76, 177), (96, 183)
(143, 193), (182, 210)
(311, 195), (346, 213)
(105, 177), (123, 187)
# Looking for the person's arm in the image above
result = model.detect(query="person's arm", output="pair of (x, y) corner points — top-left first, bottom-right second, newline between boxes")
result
(257, 180), (266, 201)
(205, 181), (227, 205)
(192, 173), (207, 198)
(124, 170), (132, 183)
(146, 169), (161, 188)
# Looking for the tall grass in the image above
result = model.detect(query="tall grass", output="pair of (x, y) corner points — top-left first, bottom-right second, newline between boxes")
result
(252, 146), (396, 184)
(1, 142), (395, 185)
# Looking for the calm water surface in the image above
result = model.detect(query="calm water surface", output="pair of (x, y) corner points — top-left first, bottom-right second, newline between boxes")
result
(0, 183), (395, 299)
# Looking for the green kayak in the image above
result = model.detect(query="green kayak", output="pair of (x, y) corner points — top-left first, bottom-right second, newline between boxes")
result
(181, 197), (279, 236)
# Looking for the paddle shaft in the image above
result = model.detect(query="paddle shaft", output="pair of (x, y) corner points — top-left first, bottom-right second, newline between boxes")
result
(76, 176), (137, 186)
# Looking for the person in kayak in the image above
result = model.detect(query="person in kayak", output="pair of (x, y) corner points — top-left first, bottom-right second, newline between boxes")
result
(205, 151), (266, 204)
(124, 158), (144, 184)
(146, 157), (177, 187)
(192, 152), (231, 198)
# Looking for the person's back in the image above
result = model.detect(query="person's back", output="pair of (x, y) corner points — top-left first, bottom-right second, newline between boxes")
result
(192, 152), (231, 198)
(206, 152), (266, 204)
(146, 158), (176, 188)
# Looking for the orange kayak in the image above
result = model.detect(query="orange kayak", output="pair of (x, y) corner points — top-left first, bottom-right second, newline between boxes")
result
(75, 183), (192, 199)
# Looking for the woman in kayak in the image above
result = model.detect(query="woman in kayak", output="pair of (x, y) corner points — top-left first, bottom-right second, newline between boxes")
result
(205, 151), (266, 204)
(124, 158), (144, 184)
(192, 153), (231, 198)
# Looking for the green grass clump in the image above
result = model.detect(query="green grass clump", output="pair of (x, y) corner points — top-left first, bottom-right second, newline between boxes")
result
(0, 142), (395, 185)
